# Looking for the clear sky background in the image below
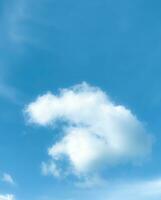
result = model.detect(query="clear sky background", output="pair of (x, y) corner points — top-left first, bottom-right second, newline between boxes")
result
(0, 0), (161, 200)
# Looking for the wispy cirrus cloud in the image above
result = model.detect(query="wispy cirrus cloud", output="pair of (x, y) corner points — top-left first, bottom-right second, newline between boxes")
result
(35, 177), (161, 200)
(0, 82), (19, 103)
(0, 72), (23, 105)
(25, 82), (152, 179)
(1, 0), (53, 48)
(105, 178), (161, 200)
(1, 0), (32, 48)
(0, 0), (24, 47)
(0, 63), (24, 105)
(2, 173), (15, 185)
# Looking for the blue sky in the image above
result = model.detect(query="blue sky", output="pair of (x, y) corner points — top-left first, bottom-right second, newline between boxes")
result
(0, 0), (161, 200)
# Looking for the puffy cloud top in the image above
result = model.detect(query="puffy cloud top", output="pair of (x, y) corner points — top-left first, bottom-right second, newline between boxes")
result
(25, 83), (152, 176)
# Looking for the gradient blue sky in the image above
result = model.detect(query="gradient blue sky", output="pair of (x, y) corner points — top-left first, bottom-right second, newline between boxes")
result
(0, 0), (161, 200)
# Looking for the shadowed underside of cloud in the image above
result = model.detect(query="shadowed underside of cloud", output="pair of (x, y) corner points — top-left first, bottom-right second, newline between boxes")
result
(25, 83), (152, 177)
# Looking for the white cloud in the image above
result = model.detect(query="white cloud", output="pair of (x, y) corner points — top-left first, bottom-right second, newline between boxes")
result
(25, 82), (152, 176)
(0, 194), (15, 200)
(2, 173), (15, 185)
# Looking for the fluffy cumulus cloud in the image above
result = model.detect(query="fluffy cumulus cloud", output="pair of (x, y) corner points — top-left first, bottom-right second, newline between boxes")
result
(0, 194), (14, 200)
(25, 83), (152, 176)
